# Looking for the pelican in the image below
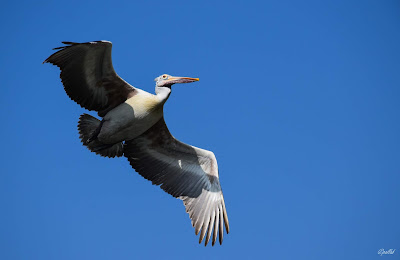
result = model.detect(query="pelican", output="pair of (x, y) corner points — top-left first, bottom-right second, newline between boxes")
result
(44, 41), (229, 246)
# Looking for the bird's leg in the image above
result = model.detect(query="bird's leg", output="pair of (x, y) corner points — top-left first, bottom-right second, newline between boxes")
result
(85, 119), (104, 144)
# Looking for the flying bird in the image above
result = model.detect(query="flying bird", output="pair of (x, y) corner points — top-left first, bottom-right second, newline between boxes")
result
(44, 41), (229, 246)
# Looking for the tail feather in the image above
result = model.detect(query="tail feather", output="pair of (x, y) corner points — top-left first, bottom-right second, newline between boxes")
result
(78, 114), (123, 158)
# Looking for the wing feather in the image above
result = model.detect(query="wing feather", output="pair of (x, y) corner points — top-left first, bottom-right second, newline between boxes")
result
(44, 41), (136, 116)
(124, 118), (229, 246)
(213, 207), (219, 246)
(205, 207), (216, 246)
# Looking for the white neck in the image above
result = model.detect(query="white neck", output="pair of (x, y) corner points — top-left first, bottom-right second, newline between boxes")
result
(155, 86), (171, 104)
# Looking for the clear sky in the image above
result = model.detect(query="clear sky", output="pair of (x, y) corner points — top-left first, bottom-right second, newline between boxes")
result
(1, 0), (399, 259)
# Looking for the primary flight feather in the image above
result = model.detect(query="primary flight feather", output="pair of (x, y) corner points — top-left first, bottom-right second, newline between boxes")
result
(44, 40), (229, 246)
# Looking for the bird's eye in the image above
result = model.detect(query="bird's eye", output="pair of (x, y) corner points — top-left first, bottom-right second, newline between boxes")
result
(162, 75), (168, 79)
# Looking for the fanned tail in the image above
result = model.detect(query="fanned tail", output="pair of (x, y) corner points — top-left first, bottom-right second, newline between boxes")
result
(78, 113), (123, 158)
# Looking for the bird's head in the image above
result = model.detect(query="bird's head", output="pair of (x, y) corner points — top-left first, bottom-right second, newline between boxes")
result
(154, 74), (199, 88)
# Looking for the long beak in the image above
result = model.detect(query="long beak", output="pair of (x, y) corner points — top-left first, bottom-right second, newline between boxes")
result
(167, 76), (200, 84)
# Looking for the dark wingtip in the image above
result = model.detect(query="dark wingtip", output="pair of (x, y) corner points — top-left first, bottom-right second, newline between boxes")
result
(51, 41), (76, 50)
(42, 57), (52, 64)
(61, 41), (78, 45)
(42, 57), (51, 64)
(44, 42), (70, 64)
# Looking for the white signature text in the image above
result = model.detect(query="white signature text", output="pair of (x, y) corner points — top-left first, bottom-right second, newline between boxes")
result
(378, 249), (396, 256)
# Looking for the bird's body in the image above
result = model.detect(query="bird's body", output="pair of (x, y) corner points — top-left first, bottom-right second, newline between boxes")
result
(100, 89), (164, 144)
(44, 40), (229, 246)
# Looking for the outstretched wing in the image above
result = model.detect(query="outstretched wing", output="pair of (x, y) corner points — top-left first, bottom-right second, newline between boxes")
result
(124, 118), (229, 246)
(44, 41), (136, 117)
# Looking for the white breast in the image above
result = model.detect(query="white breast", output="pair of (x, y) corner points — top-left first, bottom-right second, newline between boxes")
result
(125, 90), (160, 118)
(99, 90), (164, 143)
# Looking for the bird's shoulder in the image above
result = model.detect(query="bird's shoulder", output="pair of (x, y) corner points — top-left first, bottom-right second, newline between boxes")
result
(125, 88), (162, 112)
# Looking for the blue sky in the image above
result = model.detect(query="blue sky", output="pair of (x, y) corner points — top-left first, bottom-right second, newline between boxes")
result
(1, 0), (399, 259)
